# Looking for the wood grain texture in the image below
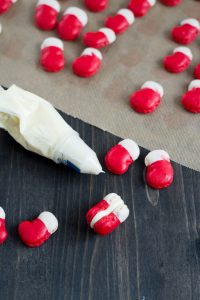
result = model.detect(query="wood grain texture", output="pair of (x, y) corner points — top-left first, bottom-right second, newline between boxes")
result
(0, 111), (200, 300)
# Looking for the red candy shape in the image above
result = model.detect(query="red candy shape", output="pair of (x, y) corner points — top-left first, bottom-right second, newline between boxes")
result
(163, 47), (192, 73)
(105, 9), (134, 35)
(72, 48), (102, 78)
(181, 80), (200, 113)
(40, 38), (65, 72)
(194, 64), (200, 80)
(130, 81), (163, 114)
(84, 0), (108, 12)
(146, 160), (174, 189)
(18, 219), (51, 247)
(0, 0), (15, 14)
(160, 0), (182, 6)
(105, 139), (140, 175)
(0, 207), (8, 245)
(128, 0), (155, 17)
(171, 19), (200, 45)
(145, 150), (174, 189)
(18, 212), (58, 247)
(105, 145), (133, 174)
(57, 7), (88, 41)
(35, 0), (60, 31)
(83, 28), (116, 49)
(86, 193), (129, 236)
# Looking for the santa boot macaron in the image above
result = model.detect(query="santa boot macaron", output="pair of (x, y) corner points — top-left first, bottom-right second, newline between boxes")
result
(128, 0), (156, 18)
(0, 0), (17, 14)
(130, 81), (164, 114)
(163, 47), (192, 73)
(145, 150), (174, 189)
(171, 18), (200, 45)
(84, 0), (109, 12)
(40, 37), (65, 72)
(18, 211), (58, 247)
(0, 207), (8, 245)
(57, 7), (88, 41)
(72, 48), (102, 78)
(34, 0), (60, 31)
(105, 9), (135, 35)
(105, 139), (140, 175)
(160, 0), (182, 6)
(86, 193), (129, 236)
(181, 80), (200, 113)
(83, 28), (116, 49)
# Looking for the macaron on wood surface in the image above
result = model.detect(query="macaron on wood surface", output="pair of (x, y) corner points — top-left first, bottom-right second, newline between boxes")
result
(34, 0), (60, 31)
(105, 9), (135, 34)
(105, 139), (140, 175)
(145, 150), (174, 189)
(86, 193), (129, 235)
(18, 211), (58, 247)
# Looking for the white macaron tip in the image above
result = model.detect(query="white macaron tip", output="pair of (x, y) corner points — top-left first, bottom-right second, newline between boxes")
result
(99, 28), (116, 44)
(64, 7), (88, 26)
(118, 9), (135, 25)
(38, 211), (58, 234)
(104, 193), (123, 205)
(82, 48), (102, 60)
(115, 204), (129, 223)
(145, 150), (170, 166)
(180, 18), (200, 30)
(37, 0), (60, 12)
(188, 80), (200, 91)
(0, 207), (5, 219)
(141, 81), (164, 98)
(173, 46), (193, 61)
(41, 37), (64, 50)
(119, 139), (140, 161)
(148, 0), (156, 6)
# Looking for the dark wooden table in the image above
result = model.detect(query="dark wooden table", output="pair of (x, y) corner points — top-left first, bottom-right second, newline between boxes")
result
(0, 110), (200, 300)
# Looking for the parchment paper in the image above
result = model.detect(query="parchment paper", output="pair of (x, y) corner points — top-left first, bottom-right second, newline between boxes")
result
(0, 0), (199, 171)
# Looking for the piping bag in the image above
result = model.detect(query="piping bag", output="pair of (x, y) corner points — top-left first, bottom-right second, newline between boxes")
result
(0, 85), (103, 175)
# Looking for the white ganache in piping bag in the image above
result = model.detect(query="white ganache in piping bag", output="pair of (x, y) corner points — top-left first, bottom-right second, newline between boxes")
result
(0, 85), (103, 175)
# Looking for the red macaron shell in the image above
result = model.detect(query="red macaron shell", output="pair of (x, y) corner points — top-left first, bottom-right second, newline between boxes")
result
(83, 31), (109, 49)
(128, 0), (151, 17)
(105, 14), (129, 34)
(35, 5), (58, 30)
(0, 218), (8, 245)
(194, 64), (200, 80)
(163, 52), (191, 73)
(172, 24), (199, 45)
(40, 46), (65, 72)
(84, 0), (108, 12)
(160, 0), (182, 6)
(57, 15), (83, 41)
(18, 218), (51, 247)
(86, 200), (109, 225)
(0, 0), (13, 14)
(146, 160), (174, 189)
(72, 54), (101, 77)
(181, 88), (200, 113)
(130, 88), (161, 114)
(93, 213), (121, 235)
(105, 144), (133, 175)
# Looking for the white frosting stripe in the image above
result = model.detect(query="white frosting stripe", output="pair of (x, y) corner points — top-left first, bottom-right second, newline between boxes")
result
(37, 0), (60, 12)
(119, 139), (140, 161)
(0, 207), (5, 219)
(81, 48), (102, 60)
(41, 37), (64, 50)
(145, 150), (170, 166)
(141, 81), (164, 98)
(118, 9), (135, 25)
(180, 18), (200, 30)
(64, 7), (88, 26)
(188, 80), (200, 91)
(173, 47), (193, 60)
(99, 28), (116, 44)
(38, 211), (58, 234)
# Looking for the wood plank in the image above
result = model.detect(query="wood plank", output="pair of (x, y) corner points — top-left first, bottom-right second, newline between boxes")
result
(0, 111), (199, 300)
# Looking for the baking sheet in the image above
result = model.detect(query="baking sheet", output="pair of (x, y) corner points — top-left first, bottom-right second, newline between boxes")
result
(0, 0), (199, 171)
